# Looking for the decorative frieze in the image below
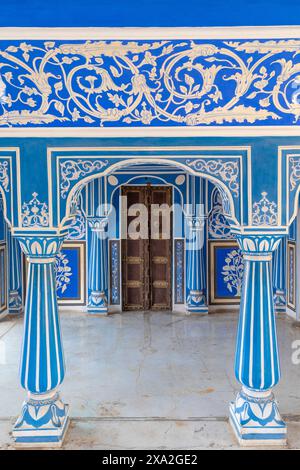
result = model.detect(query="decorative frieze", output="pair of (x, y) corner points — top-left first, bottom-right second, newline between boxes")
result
(0, 39), (300, 128)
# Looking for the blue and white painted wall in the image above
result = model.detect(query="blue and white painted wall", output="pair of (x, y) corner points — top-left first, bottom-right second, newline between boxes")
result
(1, 25), (300, 447)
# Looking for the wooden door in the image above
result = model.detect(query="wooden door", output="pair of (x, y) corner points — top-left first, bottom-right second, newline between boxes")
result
(149, 187), (172, 310)
(122, 186), (149, 311)
(121, 185), (172, 311)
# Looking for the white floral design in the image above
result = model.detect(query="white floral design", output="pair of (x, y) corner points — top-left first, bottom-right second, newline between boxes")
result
(221, 249), (244, 296)
(1, 39), (299, 128)
(252, 192), (278, 226)
(55, 252), (72, 294)
(21, 192), (49, 227)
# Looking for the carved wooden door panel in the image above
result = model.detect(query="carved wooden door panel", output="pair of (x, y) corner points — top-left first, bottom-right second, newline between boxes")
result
(149, 187), (172, 310)
(121, 185), (172, 311)
(122, 186), (149, 311)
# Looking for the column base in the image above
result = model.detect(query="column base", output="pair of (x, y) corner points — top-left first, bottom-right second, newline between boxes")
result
(9, 290), (23, 314)
(87, 291), (108, 315)
(229, 387), (287, 446)
(274, 290), (286, 313)
(274, 306), (286, 313)
(87, 308), (108, 315)
(12, 391), (69, 448)
(187, 291), (207, 314)
(187, 305), (208, 315)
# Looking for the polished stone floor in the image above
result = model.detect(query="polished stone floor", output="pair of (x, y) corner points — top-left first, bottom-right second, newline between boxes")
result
(1, 310), (300, 449)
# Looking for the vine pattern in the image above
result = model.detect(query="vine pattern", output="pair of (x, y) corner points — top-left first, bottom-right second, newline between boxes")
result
(0, 39), (300, 127)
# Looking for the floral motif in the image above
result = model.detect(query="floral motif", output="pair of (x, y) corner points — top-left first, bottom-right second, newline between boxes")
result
(0, 39), (300, 127)
(187, 159), (239, 197)
(21, 192), (49, 227)
(221, 249), (244, 296)
(252, 192), (278, 226)
(208, 188), (233, 238)
(60, 159), (108, 198)
(55, 252), (72, 295)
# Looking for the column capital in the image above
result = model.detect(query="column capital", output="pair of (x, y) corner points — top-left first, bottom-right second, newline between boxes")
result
(17, 235), (64, 260)
(87, 216), (108, 232)
(186, 215), (206, 231)
(236, 234), (282, 257)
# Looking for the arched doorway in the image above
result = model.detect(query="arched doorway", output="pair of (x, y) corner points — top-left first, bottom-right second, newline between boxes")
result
(59, 156), (240, 316)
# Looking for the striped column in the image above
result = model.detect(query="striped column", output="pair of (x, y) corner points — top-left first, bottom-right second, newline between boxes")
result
(87, 217), (108, 314)
(230, 234), (287, 446)
(7, 229), (23, 313)
(186, 216), (208, 314)
(12, 235), (69, 447)
(273, 239), (286, 312)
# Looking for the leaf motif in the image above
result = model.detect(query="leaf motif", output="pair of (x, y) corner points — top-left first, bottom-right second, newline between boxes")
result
(54, 101), (65, 116)
(83, 116), (94, 123)
(6, 46), (18, 52)
(54, 81), (63, 92)
(22, 52), (30, 62)
(110, 66), (119, 77)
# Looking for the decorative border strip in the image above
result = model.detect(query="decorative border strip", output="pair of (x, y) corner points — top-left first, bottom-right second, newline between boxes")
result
(287, 241), (296, 311)
(174, 238), (185, 304)
(0, 243), (7, 313)
(0, 149), (21, 228)
(0, 26), (299, 39)
(1, 127), (300, 137)
(109, 239), (120, 305)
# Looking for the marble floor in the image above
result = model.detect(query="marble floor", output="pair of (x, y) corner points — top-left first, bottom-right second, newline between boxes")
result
(1, 310), (300, 449)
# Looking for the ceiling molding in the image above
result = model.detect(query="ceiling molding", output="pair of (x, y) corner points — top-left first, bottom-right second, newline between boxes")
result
(0, 26), (299, 40)
(0, 126), (300, 138)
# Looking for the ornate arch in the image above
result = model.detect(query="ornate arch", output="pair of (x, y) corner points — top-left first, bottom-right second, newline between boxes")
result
(56, 156), (241, 230)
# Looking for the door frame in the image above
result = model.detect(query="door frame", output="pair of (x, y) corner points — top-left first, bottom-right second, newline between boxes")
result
(121, 183), (173, 312)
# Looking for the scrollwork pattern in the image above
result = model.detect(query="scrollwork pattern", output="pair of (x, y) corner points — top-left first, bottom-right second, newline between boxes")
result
(290, 157), (300, 191)
(60, 159), (108, 198)
(66, 192), (86, 240)
(0, 161), (9, 191)
(186, 159), (239, 197)
(208, 188), (233, 238)
(0, 39), (300, 127)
